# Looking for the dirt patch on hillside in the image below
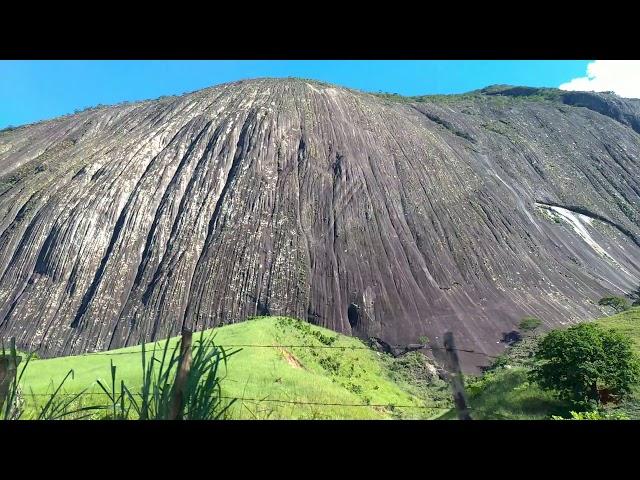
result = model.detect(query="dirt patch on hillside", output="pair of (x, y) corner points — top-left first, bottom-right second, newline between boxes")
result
(372, 405), (391, 414)
(278, 347), (304, 369)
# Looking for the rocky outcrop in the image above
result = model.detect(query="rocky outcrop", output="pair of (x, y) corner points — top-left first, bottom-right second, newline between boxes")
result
(368, 337), (426, 358)
(0, 78), (639, 369)
(480, 85), (640, 134)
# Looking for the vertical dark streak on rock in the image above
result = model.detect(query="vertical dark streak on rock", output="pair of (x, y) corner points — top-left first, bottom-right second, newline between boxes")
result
(71, 121), (213, 329)
(133, 120), (216, 289)
(182, 110), (258, 332)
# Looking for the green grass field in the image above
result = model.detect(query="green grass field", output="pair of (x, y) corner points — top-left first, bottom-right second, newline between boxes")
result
(595, 307), (640, 354)
(15, 308), (640, 420)
(460, 307), (640, 419)
(17, 316), (450, 419)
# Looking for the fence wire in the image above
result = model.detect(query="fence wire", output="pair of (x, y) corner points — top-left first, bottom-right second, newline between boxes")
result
(67, 343), (500, 359)
(19, 391), (454, 411)
(6, 330), (498, 417)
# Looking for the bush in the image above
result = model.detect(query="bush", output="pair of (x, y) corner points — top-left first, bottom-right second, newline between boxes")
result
(551, 410), (629, 420)
(531, 323), (640, 407)
(598, 296), (630, 313)
(485, 354), (509, 371)
(483, 333), (541, 373)
(318, 356), (341, 375)
(519, 317), (542, 332)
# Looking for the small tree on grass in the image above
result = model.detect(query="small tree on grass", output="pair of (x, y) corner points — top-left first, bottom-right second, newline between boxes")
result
(531, 323), (640, 407)
(598, 295), (630, 313)
(519, 316), (542, 333)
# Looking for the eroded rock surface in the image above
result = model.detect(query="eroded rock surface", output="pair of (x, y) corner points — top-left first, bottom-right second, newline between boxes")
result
(1, 79), (639, 368)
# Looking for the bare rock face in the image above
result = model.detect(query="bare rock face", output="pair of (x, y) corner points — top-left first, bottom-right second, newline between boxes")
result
(0, 78), (639, 368)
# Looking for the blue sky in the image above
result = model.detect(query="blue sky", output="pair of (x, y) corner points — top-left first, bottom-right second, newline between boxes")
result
(0, 60), (593, 129)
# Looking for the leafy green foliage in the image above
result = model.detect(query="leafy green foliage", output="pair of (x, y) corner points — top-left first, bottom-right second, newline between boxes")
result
(388, 351), (435, 384)
(551, 410), (629, 420)
(446, 308), (640, 420)
(382, 351), (450, 415)
(519, 316), (542, 332)
(279, 317), (338, 345)
(531, 323), (640, 407)
(371, 90), (483, 105)
(96, 360), (130, 420)
(370, 85), (566, 108)
(33, 369), (103, 420)
(483, 332), (541, 374)
(318, 356), (342, 375)
(479, 85), (565, 102)
(180, 333), (239, 420)
(598, 295), (631, 313)
(461, 367), (570, 420)
(104, 332), (239, 420)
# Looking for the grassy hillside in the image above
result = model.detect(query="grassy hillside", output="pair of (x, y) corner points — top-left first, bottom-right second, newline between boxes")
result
(595, 307), (640, 418)
(18, 316), (451, 419)
(459, 307), (640, 419)
(595, 307), (640, 355)
(19, 309), (639, 420)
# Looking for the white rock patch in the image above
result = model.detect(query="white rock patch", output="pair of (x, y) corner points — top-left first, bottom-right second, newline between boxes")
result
(537, 203), (615, 261)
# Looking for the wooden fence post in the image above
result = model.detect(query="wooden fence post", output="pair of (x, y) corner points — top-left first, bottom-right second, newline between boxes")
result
(0, 356), (10, 413)
(169, 328), (193, 420)
(443, 332), (472, 420)
(0, 338), (22, 414)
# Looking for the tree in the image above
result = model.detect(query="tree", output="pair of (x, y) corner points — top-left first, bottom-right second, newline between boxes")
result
(519, 316), (542, 332)
(531, 323), (640, 407)
(598, 295), (630, 313)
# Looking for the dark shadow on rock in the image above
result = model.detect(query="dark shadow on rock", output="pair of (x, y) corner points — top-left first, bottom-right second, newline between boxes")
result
(500, 330), (522, 345)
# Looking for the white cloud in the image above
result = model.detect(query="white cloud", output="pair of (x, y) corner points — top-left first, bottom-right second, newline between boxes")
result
(559, 60), (640, 99)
